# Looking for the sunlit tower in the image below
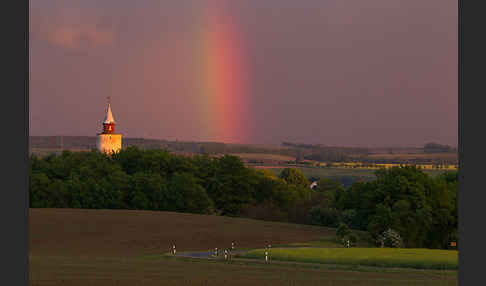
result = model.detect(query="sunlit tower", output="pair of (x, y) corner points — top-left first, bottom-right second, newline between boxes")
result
(97, 97), (122, 155)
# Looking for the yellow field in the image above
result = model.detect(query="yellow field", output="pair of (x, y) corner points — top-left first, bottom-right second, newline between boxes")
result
(365, 153), (457, 160)
(326, 162), (457, 170)
(231, 153), (296, 162)
(243, 247), (458, 270)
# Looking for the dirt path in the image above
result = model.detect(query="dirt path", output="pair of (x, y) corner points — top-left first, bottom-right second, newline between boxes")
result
(176, 249), (248, 259)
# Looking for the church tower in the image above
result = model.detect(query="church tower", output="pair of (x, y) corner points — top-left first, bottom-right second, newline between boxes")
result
(97, 98), (122, 155)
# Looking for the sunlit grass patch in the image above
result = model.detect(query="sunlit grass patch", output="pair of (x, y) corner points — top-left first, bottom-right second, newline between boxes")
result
(241, 247), (458, 270)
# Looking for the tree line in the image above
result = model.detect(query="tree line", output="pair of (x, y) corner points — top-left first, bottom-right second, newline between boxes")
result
(29, 147), (457, 249)
(29, 147), (309, 217)
(423, 142), (454, 153)
(308, 167), (458, 249)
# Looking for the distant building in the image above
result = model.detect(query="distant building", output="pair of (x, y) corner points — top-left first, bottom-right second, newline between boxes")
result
(97, 101), (122, 155)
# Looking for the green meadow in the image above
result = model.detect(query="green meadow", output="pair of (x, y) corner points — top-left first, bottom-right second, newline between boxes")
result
(241, 247), (458, 270)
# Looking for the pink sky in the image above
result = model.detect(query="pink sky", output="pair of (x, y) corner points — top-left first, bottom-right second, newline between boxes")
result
(30, 0), (457, 147)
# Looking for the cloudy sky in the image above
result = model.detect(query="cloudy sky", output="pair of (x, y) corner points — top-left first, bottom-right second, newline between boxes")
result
(30, 0), (457, 147)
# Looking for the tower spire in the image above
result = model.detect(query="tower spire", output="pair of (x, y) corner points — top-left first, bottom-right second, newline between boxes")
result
(97, 96), (122, 155)
(104, 97), (115, 124)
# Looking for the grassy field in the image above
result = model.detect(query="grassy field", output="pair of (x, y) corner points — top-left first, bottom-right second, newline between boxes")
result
(241, 248), (458, 270)
(30, 254), (457, 286)
(29, 209), (457, 285)
(277, 234), (373, 249)
(230, 152), (296, 161)
(266, 166), (453, 180)
(365, 153), (457, 160)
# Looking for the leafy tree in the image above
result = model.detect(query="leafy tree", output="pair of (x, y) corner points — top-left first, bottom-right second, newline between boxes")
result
(29, 172), (52, 208)
(112, 146), (145, 175)
(309, 206), (340, 227)
(341, 209), (358, 228)
(130, 191), (149, 210)
(169, 172), (213, 214)
(279, 168), (309, 188)
(349, 166), (457, 248)
(204, 155), (256, 216)
(130, 172), (168, 211)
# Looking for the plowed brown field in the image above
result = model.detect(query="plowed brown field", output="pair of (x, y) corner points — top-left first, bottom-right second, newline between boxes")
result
(30, 208), (334, 257)
(29, 209), (457, 286)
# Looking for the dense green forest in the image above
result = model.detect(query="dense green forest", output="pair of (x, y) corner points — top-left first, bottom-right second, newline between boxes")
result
(29, 147), (457, 249)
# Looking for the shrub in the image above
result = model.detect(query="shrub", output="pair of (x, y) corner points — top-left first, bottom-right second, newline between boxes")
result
(348, 233), (358, 244)
(309, 207), (340, 227)
(336, 223), (351, 239)
(341, 209), (357, 228)
(382, 228), (403, 248)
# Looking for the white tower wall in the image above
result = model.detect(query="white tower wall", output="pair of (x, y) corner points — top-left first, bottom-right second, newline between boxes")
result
(97, 133), (122, 155)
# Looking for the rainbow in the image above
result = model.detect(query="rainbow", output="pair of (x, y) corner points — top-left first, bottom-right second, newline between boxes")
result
(197, 1), (250, 144)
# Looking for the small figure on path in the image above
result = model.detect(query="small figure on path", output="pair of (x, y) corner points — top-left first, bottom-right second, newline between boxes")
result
(215, 247), (218, 257)
(224, 249), (228, 260)
(172, 245), (176, 255)
(265, 251), (269, 262)
(231, 242), (235, 251)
